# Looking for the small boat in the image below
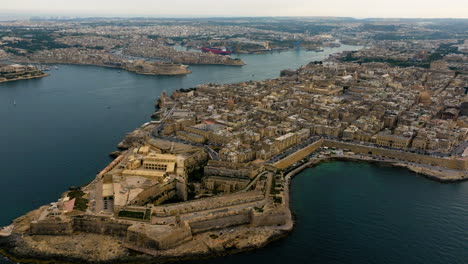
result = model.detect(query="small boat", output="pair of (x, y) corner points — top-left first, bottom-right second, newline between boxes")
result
(54, 66), (59, 70)
(13, 100), (16, 106)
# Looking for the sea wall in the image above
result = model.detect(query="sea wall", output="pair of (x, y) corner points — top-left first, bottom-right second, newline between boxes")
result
(274, 139), (324, 169)
(272, 138), (467, 171)
(323, 140), (468, 170)
(250, 209), (289, 227)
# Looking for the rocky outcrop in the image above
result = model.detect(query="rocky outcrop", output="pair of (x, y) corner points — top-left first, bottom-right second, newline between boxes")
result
(109, 151), (122, 158)
(117, 128), (149, 149)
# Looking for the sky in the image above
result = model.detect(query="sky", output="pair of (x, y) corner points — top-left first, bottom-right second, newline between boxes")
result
(1, 0), (468, 19)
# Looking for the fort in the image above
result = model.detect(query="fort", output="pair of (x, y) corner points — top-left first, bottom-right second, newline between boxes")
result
(0, 64), (48, 83)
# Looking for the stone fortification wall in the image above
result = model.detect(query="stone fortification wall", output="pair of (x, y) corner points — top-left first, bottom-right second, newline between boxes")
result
(272, 138), (467, 171)
(274, 139), (324, 169)
(324, 140), (468, 170)
(29, 216), (130, 237)
(152, 191), (264, 217)
(204, 160), (260, 179)
(189, 210), (251, 234)
(250, 208), (289, 227)
(126, 223), (192, 250)
(129, 181), (177, 206)
(73, 216), (131, 238)
(30, 219), (74, 235)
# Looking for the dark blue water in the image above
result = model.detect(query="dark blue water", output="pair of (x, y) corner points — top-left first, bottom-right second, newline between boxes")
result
(2, 46), (467, 264)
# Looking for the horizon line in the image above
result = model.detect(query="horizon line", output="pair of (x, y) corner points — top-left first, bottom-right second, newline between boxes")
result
(1, 12), (468, 21)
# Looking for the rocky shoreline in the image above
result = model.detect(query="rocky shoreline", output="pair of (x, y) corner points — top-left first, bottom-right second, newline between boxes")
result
(0, 225), (289, 264)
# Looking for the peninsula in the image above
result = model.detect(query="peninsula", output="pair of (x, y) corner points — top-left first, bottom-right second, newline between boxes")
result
(1, 49), (468, 263)
(1, 17), (468, 264)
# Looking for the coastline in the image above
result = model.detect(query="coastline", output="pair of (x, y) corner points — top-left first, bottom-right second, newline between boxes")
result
(284, 153), (468, 184)
(0, 73), (49, 83)
(9, 60), (191, 76)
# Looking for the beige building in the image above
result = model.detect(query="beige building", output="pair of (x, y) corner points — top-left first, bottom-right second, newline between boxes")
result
(274, 133), (298, 151)
(142, 153), (177, 173)
(376, 132), (412, 149)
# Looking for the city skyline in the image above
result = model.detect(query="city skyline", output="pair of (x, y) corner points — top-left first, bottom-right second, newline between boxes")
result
(2, 0), (468, 19)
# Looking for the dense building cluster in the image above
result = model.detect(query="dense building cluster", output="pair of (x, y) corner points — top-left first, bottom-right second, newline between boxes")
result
(160, 61), (468, 160)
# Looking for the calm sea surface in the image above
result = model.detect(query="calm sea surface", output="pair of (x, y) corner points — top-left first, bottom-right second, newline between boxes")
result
(1, 46), (467, 264)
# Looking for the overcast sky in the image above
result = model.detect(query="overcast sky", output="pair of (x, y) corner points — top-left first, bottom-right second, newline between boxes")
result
(2, 0), (468, 18)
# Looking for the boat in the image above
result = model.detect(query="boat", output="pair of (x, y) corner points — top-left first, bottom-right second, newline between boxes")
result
(201, 47), (231, 55)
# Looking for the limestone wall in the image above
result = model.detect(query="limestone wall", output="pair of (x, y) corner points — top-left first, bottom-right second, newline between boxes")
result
(152, 191), (264, 217)
(272, 138), (467, 171)
(30, 219), (73, 235)
(189, 210), (251, 234)
(250, 208), (289, 227)
(324, 140), (468, 170)
(128, 181), (177, 206)
(274, 139), (324, 169)
(126, 223), (192, 250)
(204, 160), (260, 179)
(73, 216), (131, 238)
